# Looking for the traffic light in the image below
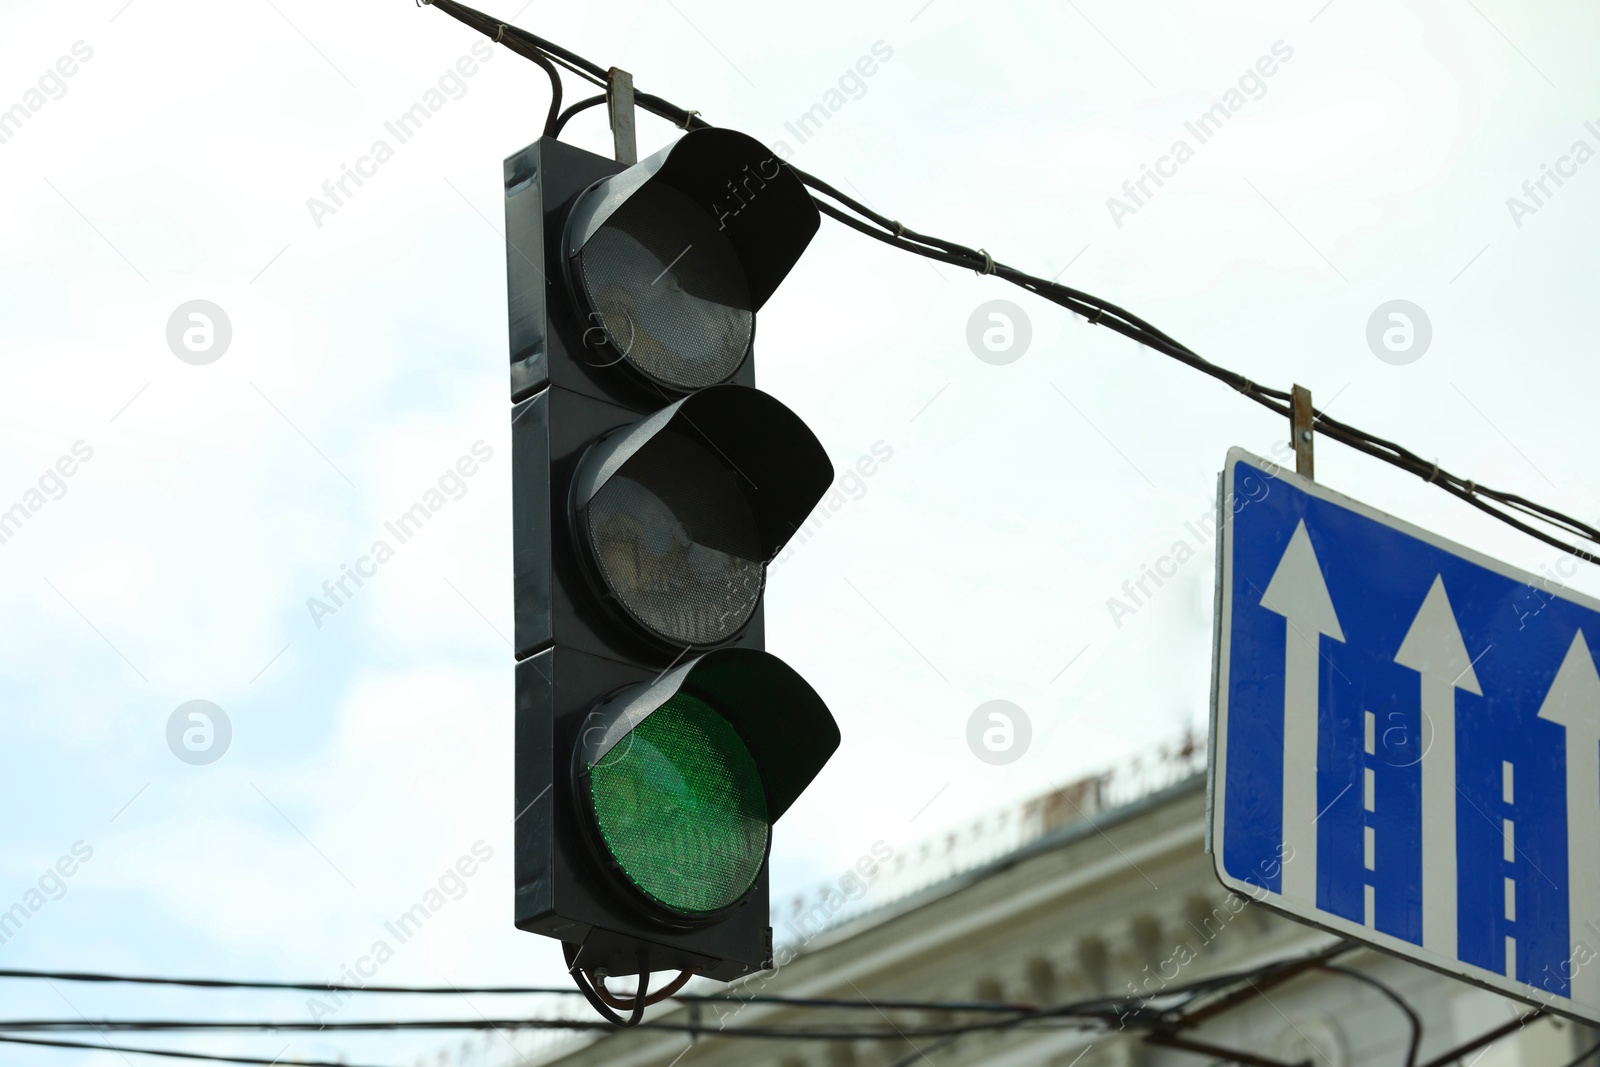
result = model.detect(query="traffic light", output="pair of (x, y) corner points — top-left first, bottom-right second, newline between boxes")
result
(505, 128), (840, 1012)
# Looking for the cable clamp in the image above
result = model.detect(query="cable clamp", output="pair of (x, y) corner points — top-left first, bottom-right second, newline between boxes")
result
(1465, 480), (1477, 496)
(890, 220), (906, 238)
(678, 109), (701, 129)
(1427, 463), (1440, 483)
(1088, 307), (1105, 325)
(975, 248), (995, 276)
(495, 23), (507, 42)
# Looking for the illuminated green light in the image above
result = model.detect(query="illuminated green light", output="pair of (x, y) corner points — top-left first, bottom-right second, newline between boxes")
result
(587, 693), (768, 916)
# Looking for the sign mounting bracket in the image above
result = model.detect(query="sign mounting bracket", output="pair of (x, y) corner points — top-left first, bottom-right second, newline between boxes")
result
(1291, 384), (1314, 480)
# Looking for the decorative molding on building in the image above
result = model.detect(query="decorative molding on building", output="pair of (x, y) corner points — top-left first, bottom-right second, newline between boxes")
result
(774, 730), (1205, 952)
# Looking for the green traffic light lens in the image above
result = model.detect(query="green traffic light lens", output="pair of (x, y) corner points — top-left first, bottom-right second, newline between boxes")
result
(586, 692), (769, 917)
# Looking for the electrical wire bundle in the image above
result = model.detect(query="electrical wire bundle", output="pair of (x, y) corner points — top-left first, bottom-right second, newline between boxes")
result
(0, 947), (1370, 1064)
(0, 943), (1592, 1067)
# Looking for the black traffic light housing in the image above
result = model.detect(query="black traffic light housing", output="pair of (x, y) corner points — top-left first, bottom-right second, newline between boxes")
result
(507, 131), (839, 988)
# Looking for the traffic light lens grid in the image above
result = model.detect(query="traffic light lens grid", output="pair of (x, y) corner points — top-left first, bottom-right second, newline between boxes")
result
(578, 182), (753, 391)
(587, 691), (769, 916)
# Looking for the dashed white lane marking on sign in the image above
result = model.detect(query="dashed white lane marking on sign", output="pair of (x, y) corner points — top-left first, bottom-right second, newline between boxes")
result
(1364, 710), (1377, 927)
(1504, 760), (1517, 980)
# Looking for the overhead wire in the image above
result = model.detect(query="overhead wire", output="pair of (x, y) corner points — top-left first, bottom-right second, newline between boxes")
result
(422, 0), (1600, 570)
(0, 945), (1338, 1014)
(0, 943), (1388, 1067)
(0, 1016), (1089, 1040)
(527, 49), (562, 137)
(417, 0), (596, 135)
(0, 966), (569, 996)
(1413, 1008), (1545, 1067)
(422, 0), (607, 85)
(1316, 963), (1422, 1067)
(552, 93), (606, 137)
(0, 964), (1036, 1013)
(0, 1033), (386, 1067)
(563, 944), (650, 1027)
(791, 177), (1600, 566)
(591, 967), (694, 1010)
(886, 1032), (964, 1067)
(0, 944), (1354, 1043)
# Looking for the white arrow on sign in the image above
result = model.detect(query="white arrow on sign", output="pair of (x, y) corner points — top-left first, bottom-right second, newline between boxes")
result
(1260, 519), (1345, 908)
(1537, 629), (1600, 1007)
(1395, 574), (1482, 960)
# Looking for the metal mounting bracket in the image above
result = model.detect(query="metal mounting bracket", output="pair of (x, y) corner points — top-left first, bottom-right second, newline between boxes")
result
(1291, 384), (1314, 480)
(607, 67), (637, 165)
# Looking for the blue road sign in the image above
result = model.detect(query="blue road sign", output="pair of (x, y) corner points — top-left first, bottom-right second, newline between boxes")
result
(1211, 448), (1600, 1023)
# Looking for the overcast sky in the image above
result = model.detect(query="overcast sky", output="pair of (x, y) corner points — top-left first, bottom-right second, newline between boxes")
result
(2, 0), (1598, 1063)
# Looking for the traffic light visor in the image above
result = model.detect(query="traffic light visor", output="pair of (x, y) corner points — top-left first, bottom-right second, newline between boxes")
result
(575, 650), (840, 920)
(571, 385), (833, 649)
(565, 128), (820, 392)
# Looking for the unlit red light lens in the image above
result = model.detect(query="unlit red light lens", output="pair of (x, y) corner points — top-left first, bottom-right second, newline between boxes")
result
(577, 183), (753, 391)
